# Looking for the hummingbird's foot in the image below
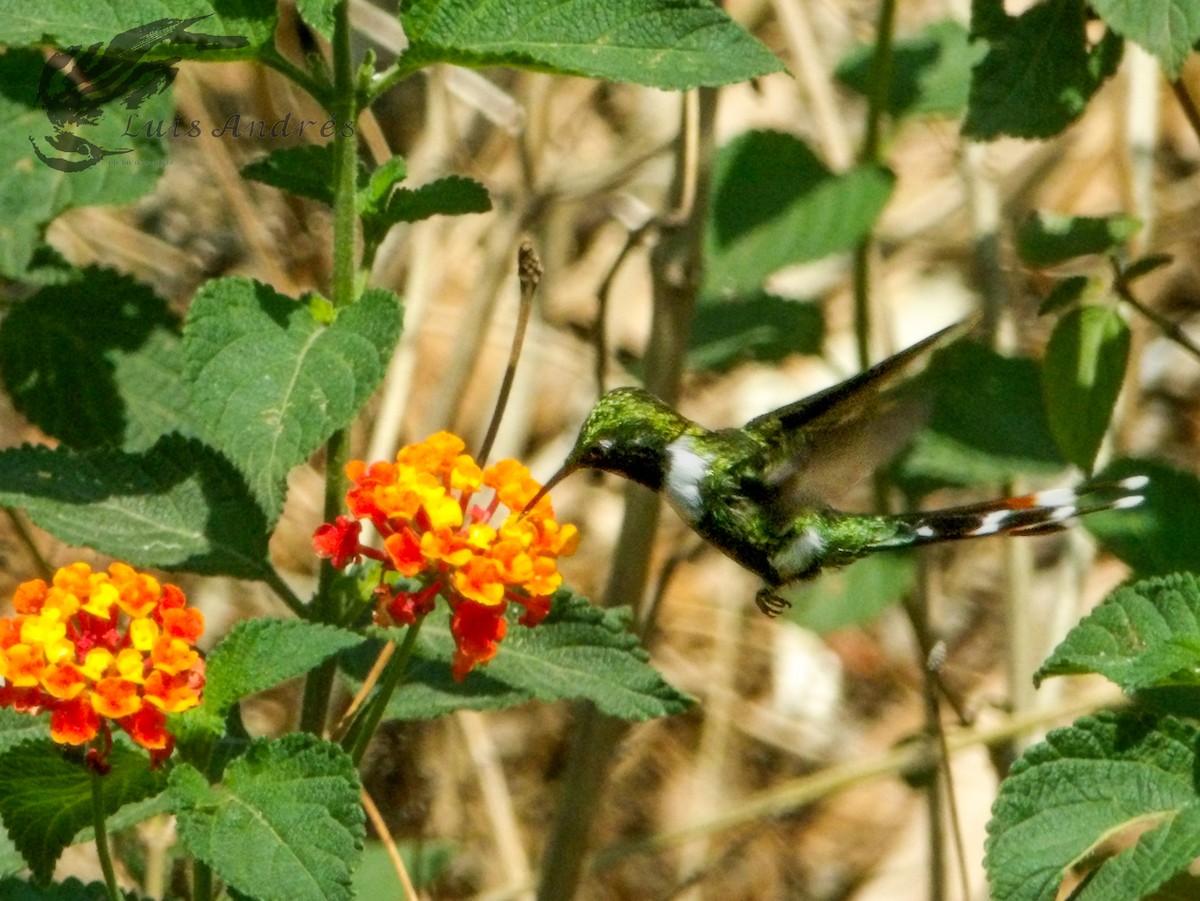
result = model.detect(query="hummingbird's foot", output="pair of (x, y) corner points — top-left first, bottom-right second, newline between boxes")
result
(755, 587), (791, 617)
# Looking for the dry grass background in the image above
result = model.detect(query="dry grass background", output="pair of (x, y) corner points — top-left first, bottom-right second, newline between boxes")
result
(6, 0), (1200, 898)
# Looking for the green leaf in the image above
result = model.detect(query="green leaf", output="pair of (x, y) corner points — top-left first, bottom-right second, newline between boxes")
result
(0, 2), (275, 60)
(685, 293), (823, 374)
(0, 268), (188, 452)
(0, 435), (272, 580)
(1041, 306), (1130, 473)
(183, 279), (402, 521)
(398, 0), (784, 90)
(1092, 0), (1200, 80)
(377, 590), (692, 720)
(1016, 211), (1142, 267)
(835, 19), (985, 119)
(359, 156), (408, 212)
(0, 876), (143, 900)
(242, 145), (337, 205)
(1037, 275), (1091, 316)
(294, 0), (337, 42)
(1085, 458), (1200, 577)
(965, 0), (1124, 139)
(0, 741), (165, 884)
(203, 620), (364, 720)
(1036, 573), (1200, 692)
(361, 176), (492, 251)
(0, 49), (168, 277)
(0, 709), (50, 754)
(892, 341), (1065, 492)
(1123, 252), (1174, 282)
(704, 131), (894, 299)
(985, 712), (1200, 901)
(785, 552), (916, 634)
(170, 735), (364, 901)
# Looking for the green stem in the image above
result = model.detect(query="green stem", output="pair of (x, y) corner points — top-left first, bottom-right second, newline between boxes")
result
(258, 43), (332, 107)
(90, 770), (122, 901)
(263, 567), (308, 619)
(341, 618), (425, 765)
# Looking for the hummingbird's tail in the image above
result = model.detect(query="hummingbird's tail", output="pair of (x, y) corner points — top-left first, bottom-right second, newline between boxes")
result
(896, 475), (1148, 546)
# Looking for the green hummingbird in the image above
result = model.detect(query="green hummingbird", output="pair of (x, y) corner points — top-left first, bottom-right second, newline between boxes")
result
(526, 321), (1146, 615)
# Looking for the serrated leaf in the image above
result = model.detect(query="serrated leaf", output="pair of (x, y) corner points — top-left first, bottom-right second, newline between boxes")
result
(0, 2), (275, 60)
(1085, 458), (1200, 576)
(0, 709), (49, 754)
(891, 341), (1065, 493)
(835, 19), (984, 119)
(1036, 573), (1200, 691)
(0, 49), (168, 277)
(0, 435), (271, 579)
(359, 156), (408, 212)
(398, 0), (783, 90)
(1041, 305), (1130, 472)
(0, 267), (188, 451)
(1037, 275), (1091, 316)
(241, 145), (337, 205)
(0, 876), (143, 900)
(965, 0), (1124, 139)
(704, 131), (894, 300)
(1016, 211), (1141, 267)
(1092, 0), (1200, 80)
(294, 0), (337, 42)
(0, 741), (165, 884)
(183, 279), (402, 521)
(375, 590), (692, 720)
(985, 712), (1200, 901)
(361, 176), (491, 252)
(170, 735), (364, 901)
(203, 619), (364, 718)
(686, 293), (823, 374)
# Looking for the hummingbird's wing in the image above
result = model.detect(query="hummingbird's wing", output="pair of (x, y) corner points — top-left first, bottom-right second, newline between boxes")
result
(744, 317), (976, 509)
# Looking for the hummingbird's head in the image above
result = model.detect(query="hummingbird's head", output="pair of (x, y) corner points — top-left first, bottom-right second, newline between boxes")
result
(523, 388), (686, 512)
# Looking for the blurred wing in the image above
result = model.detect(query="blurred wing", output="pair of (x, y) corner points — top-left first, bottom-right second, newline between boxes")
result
(746, 316), (977, 508)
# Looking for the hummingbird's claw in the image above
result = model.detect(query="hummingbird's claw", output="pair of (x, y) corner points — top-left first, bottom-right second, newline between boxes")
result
(755, 587), (791, 617)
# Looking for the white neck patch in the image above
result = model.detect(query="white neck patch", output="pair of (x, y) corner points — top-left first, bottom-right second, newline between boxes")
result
(664, 435), (710, 525)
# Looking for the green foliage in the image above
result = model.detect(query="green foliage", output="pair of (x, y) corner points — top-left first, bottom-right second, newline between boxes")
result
(835, 19), (984, 119)
(1016, 211), (1142, 268)
(0, 742), (166, 884)
(376, 590), (694, 720)
(182, 280), (402, 521)
(397, 0), (784, 90)
(1092, 0), (1200, 79)
(0, 877), (142, 900)
(1041, 305), (1130, 473)
(687, 294), (824, 373)
(785, 552), (916, 634)
(0, 436), (271, 579)
(965, 0), (1123, 139)
(1085, 458), (1200, 576)
(169, 735), (364, 901)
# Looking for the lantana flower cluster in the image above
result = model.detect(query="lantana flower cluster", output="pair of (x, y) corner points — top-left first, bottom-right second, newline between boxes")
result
(0, 562), (205, 766)
(313, 431), (579, 680)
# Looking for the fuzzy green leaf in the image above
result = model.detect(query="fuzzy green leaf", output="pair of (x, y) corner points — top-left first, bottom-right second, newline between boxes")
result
(294, 0), (337, 41)
(183, 279), (402, 521)
(985, 712), (1200, 901)
(705, 131), (894, 299)
(0, 268), (188, 451)
(686, 293), (824, 373)
(361, 176), (492, 251)
(1036, 573), (1200, 692)
(241, 145), (338, 205)
(375, 590), (692, 720)
(1016, 211), (1141, 267)
(835, 19), (984, 119)
(0, 49), (168, 277)
(965, 0), (1124, 139)
(0, 1), (274, 60)
(170, 735), (364, 901)
(0, 436), (272, 580)
(203, 620), (364, 720)
(1092, 0), (1200, 80)
(0, 742), (165, 884)
(1041, 305), (1130, 472)
(398, 0), (783, 90)
(1085, 457), (1200, 576)
(0, 876), (143, 899)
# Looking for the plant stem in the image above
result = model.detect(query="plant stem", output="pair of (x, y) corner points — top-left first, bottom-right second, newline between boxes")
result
(90, 770), (122, 901)
(342, 617), (425, 765)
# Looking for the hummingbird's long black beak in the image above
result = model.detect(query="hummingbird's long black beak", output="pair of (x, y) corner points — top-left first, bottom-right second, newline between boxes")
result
(520, 462), (577, 517)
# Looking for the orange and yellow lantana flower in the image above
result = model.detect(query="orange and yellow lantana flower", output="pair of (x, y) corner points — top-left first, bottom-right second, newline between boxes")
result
(313, 432), (579, 680)
(0, 562), (205, 766)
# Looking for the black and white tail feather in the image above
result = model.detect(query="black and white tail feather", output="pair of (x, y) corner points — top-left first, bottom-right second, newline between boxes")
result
(898, 475), (1148, 546)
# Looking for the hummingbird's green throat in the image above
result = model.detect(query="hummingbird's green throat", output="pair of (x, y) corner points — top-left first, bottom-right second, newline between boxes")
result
(526, 323), (1146, 615)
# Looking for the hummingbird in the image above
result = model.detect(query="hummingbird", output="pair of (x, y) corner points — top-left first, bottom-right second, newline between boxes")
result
(526, 321), (1147, 615)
